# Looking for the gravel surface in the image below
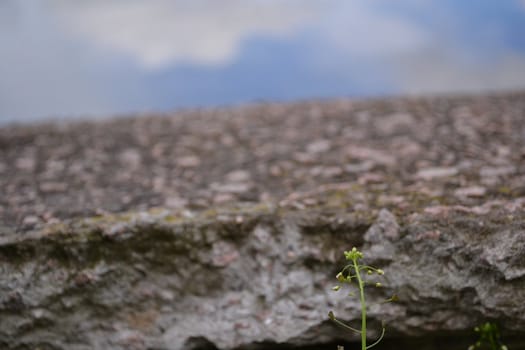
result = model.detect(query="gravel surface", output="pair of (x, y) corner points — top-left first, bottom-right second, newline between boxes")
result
(1, 91), (524, 232)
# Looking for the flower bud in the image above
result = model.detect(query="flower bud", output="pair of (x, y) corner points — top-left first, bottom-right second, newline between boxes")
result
(336, 272), (345, 282)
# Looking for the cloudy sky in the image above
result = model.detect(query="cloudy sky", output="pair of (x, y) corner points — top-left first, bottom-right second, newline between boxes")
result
(1, 0), (525, 123)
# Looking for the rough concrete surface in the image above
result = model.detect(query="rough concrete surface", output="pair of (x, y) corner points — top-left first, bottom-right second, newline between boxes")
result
(1, 92), (525, 349)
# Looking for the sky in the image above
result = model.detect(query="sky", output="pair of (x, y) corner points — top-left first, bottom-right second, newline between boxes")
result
(1, 0), (525, 124)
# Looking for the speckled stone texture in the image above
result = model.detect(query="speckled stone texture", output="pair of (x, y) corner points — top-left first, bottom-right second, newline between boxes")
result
(1, 92), (524, 349)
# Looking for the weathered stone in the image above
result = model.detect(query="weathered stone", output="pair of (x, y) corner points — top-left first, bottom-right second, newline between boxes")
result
(416, 166), (459, 180)
(0, 196), (524, 350)
(1, 92), (525, 349)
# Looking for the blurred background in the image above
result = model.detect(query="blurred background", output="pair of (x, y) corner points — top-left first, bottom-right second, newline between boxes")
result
(1, 0), (525, 124)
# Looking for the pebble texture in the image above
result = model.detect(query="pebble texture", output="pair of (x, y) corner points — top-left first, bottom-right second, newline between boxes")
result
(1, 92), (525, 349)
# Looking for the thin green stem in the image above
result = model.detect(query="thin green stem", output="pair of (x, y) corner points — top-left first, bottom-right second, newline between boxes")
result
(353, 258), (367, 350)
(366, 327), (385, 349)
(328, 312), (362, 334)
(489, 330), (497, 350)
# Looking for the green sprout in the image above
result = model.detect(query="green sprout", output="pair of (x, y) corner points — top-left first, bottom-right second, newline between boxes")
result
(468, 322), (508, 350)
(328, 247), (395, 350)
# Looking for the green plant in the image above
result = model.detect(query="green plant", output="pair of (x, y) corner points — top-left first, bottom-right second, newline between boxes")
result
(328, 247), (395, 350)
(468, 322), (508, 350)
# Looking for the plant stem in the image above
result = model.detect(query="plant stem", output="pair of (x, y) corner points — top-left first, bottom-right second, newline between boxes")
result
(354, 258), (367, 350)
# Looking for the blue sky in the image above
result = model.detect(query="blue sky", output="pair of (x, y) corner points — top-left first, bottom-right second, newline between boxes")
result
(1, 0), (525, 124)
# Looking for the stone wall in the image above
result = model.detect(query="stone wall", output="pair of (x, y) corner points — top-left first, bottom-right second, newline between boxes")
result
(1, 92), (524, 349)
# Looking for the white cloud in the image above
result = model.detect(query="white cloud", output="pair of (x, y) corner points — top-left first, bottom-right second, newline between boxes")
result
(312, 0), (525, 94)
(46, 0), (435, 71)
(51, 0), (322, 69)
(318, 1), (430, 58)
(394, 50), (525, 94)
(0, 2), (115, 122)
